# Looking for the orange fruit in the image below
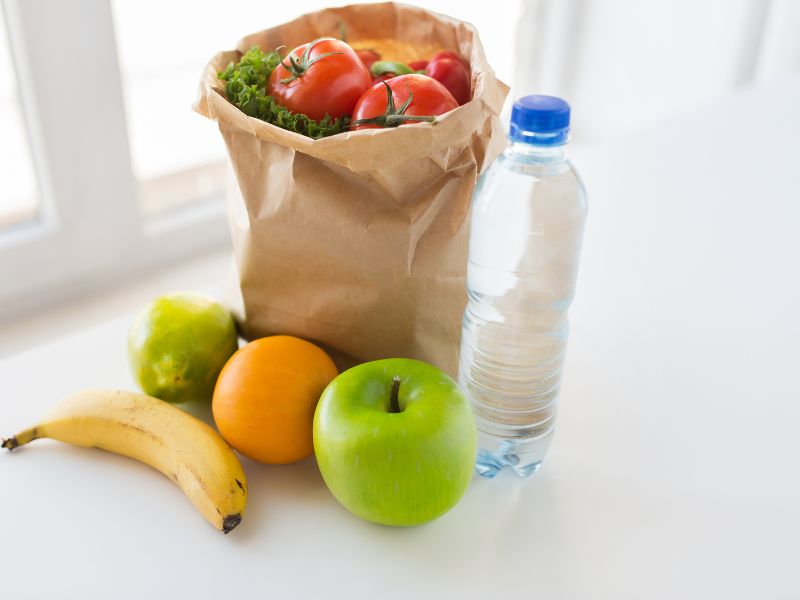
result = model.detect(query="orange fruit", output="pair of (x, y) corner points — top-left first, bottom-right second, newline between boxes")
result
(212, 335), (338, 464)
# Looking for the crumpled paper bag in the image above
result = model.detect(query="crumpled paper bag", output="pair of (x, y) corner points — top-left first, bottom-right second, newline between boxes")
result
(195, 1), (509, 376)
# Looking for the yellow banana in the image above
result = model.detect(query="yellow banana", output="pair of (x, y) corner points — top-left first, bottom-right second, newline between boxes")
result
(2, 389), (247, 534)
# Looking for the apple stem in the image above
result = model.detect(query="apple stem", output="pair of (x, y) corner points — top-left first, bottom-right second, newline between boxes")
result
(389, 376), (402, 413)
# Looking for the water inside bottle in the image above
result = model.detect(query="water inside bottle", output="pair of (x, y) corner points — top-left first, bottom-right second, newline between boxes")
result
(459, 144), (587, 478)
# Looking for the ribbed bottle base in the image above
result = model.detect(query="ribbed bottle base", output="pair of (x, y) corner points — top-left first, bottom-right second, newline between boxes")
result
(460, 354), (561, 478)
(473, 423), (554, 479)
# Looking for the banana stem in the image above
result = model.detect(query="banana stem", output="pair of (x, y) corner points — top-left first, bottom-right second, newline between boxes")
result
(2, 427), (40, 450)
(223, 513), (242, 534)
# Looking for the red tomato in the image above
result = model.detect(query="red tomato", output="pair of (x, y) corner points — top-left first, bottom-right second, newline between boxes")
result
(408, 60), (429, 71)
(351, 74), (459, 131)
(426, 56), (471, 105)
(356, 48), (381, 70)
(268, 37), (372, 121)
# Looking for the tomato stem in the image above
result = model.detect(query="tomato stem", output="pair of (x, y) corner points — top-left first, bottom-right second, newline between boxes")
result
(389, 376), (402, 413)
(351, 81), (437, 129)
(280, 38), (343, 84)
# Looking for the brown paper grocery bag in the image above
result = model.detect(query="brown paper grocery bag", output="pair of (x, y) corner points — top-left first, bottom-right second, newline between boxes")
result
(195, 2), (508, 376)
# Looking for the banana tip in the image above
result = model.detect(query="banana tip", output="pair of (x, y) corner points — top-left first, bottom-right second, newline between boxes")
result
(222, 513), (242, 534)
(1, 437), (19, 451)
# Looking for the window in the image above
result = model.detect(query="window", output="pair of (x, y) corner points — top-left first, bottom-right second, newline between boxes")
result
(0, 0), (229, 317)
(0, 6), (38, 228)
(111, 0), (234, 214)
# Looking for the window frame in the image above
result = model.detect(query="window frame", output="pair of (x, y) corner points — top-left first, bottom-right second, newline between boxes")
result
(0, 0), (228, 320)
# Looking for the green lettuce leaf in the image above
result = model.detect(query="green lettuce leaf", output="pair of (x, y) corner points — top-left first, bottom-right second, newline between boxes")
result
(218, 46), (349, 139)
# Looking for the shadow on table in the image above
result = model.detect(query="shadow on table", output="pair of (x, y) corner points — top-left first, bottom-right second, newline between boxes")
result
(172, 397), (215, 426)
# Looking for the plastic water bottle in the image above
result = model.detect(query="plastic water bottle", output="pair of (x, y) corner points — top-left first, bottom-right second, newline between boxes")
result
(458, 95), (587, 478)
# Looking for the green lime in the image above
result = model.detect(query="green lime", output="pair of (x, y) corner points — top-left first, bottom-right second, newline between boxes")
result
(128, 292), (238, 404)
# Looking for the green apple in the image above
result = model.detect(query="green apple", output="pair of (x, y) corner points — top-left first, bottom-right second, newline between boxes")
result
(128, 292), (238, 405)
(313, 358), (476, 526)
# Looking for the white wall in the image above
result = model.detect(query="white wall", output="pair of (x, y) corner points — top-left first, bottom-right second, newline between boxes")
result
(515, 0), (800, 140)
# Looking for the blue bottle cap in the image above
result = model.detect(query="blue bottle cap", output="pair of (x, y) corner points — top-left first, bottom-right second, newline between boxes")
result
(509, 95), (571, 145)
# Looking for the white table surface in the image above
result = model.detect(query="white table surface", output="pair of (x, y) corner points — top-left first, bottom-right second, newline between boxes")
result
(3, 76), (799, 599)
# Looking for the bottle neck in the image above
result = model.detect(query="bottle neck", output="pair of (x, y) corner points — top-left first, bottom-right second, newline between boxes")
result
(506, 139), (567, 163)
